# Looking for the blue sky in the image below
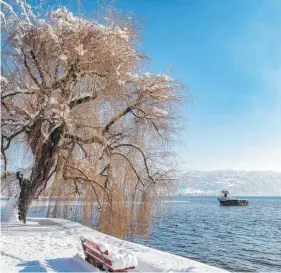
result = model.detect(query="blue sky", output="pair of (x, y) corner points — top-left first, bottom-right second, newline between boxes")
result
(47, 0), (281, 171)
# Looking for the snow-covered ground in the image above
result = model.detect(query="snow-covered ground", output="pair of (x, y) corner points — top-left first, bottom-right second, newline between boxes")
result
(1, 217), (228, 272)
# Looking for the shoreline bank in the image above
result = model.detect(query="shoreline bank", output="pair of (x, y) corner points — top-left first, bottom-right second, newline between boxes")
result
(1, 217), (228, 272)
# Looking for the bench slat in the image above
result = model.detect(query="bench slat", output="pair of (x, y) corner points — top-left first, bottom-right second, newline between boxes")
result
(84, 245), (113, 267)
(83, 239), (109, 255)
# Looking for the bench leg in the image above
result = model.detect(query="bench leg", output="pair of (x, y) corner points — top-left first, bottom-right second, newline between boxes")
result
(85, 255), (105, 270)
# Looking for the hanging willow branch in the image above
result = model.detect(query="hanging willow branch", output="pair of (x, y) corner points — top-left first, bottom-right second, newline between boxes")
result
(1, 0), (187, 236)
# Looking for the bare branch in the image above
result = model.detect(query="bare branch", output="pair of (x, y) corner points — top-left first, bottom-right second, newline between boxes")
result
(65, 165), (112, 206)
(100, 163), (111, 176)
(2, 127), (26, 151)
(69, 94), (97, 109)
(30, 50), (46, 88)
(64, 134), (106, 146)
(22, 50), (40, 88)
(1, 90), (35, 100)
(91, 184), (102, 210)
(66, 164), (108, 193)
(134, 107), (160, 134)
(102, 103), (139, 135)
(76, 142), (88, 158)
(112, 143), (155, 183)
(34, 166), (57, 199)
(51, 63), (76, 90)
(112, 152), (144, 186)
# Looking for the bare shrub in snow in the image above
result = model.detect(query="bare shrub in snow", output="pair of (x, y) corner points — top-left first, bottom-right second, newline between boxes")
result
(1, 0), (186, 237)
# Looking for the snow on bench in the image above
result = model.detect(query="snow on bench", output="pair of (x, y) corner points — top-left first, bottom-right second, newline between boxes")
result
(81, 237), (138, 272)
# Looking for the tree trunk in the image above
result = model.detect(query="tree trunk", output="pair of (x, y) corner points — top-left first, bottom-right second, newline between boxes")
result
(18, 125), (64, 223)
(18, 176), (32, 223)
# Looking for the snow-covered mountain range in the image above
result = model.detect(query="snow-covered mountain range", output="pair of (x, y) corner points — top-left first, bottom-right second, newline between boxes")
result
(179, 170), (281, 196)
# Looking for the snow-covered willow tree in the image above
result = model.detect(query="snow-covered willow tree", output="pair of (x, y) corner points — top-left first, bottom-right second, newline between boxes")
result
(1, 0), (185, 236)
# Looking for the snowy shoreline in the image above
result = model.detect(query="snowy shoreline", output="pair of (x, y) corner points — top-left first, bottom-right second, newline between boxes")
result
(1, 217), (228, 272)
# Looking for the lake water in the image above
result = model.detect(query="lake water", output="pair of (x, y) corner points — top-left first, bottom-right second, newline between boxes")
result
(133, 196), (281, 272)
(2, 196), (281, 272)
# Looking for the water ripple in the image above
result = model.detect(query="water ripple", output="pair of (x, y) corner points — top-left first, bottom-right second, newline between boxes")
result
(133, 196), (281, 272)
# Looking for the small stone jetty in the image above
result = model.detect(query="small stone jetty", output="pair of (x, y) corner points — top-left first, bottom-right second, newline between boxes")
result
(219, 199), (249, 206)
(218, 190), (249, 206)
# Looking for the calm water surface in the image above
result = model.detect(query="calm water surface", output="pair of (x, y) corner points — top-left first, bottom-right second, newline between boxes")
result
(2, 196), (281, 272)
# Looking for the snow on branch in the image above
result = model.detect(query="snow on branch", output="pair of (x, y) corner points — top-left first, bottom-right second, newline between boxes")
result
(1, 0), (186, 232)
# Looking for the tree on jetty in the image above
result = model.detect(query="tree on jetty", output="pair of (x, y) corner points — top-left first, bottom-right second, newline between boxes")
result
(1, 0), (185, 237)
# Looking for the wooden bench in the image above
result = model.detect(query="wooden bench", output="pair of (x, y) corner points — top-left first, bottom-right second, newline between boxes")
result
(81, 237), (137, 272)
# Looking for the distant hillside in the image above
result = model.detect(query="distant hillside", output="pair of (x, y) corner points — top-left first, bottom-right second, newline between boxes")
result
(179, 170), (281, 196)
